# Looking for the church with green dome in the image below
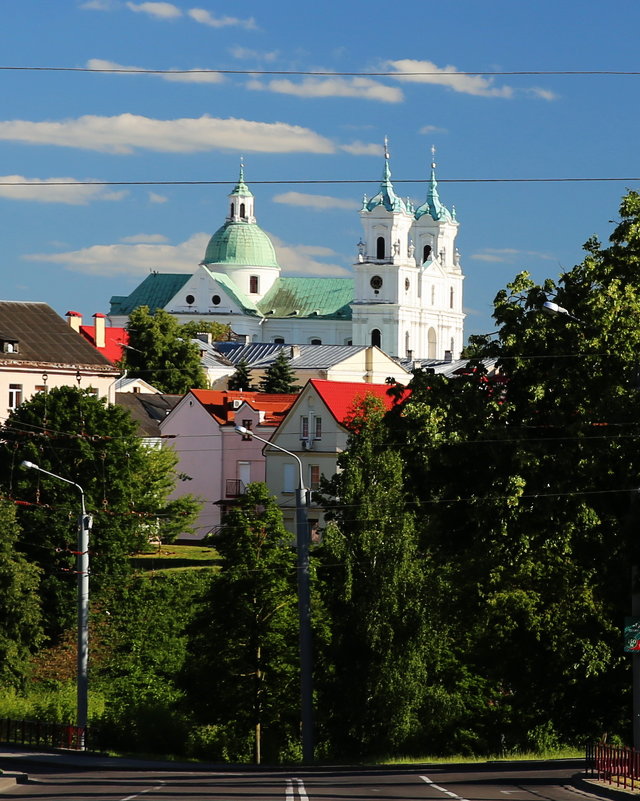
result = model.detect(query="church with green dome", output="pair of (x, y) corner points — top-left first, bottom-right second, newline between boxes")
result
(109, 152), (465, 361)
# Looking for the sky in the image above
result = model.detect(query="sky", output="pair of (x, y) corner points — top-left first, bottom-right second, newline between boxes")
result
(2, 0), (640, 341)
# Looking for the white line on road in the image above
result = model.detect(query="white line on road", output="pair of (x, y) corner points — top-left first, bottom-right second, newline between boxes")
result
(420, 775), (468, 801)
(286, 777), (309, 801)
(122, 781), (166, 801)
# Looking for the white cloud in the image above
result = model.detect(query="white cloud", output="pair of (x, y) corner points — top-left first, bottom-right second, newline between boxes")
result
(120, 233), (169, 243)
(419, 125), (447, 135)
(386, 59), (514, 98)
(126, 2), (182, 18)
(247, 76), (403, 103)
(25, 233), (209, 276)
(188, 8), (256, 29)
(268, 234), (352, 278)
(148, 192), (168, 203)
(340, 140), (383, 156)
(273, 191), (358, 211)
(86, 58), (226, 84)
(229, 46), (279, 62)
(0, 114), (336, 155)
(471, 247), (555, 263)
(0, 175), (128, 205)
(79, 0), (116, 9)
(24, 231), (353, 279)
(529, 87), (559, 101)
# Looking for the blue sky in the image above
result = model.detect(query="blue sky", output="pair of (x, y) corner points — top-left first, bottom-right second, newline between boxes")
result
(2, 0), (639, 339)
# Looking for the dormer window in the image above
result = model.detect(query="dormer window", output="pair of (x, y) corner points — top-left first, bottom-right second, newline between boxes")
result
(1, 339), (19, 354)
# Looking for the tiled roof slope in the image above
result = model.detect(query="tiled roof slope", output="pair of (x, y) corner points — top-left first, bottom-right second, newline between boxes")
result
(190, 389), (298, 426)
(0, 302), (117, 369)
(116, 393), (182, 437)
(258, 278), (353, 320)
(310, 378), (409, 425)
(80, 325), (129, 364)
(109, 273), (190, 316)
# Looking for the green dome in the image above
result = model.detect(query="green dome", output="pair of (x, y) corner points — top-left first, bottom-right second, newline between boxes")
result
(203, 221), (279, 268)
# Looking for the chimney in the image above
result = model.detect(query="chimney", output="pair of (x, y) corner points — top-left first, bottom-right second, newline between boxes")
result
(93, 313), (106, 349)
(196, 332), (212, 345)
(290, 345), (300, 359)
(66, 310), (82, 332)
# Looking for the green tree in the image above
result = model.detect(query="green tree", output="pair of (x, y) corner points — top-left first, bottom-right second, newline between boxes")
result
(184, 483), (300, 763)
(228, 360), (254, 391)
(0, 386), (200, 640)
(260, 351), (300, 394)
(179, 320), (231, 342)
(0, 499), (43, 685)
(318, 395), (432, 758)
(122, 306), (209, 393)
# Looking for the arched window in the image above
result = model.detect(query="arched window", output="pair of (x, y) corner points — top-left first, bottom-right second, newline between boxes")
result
(376, 237), (385, 259)
(428, 327), (437, 359)
(371, 328), (381, 348)
(450, 287), (454, 308)
(310, 338), (322, 345)
(249, 275), (259, 294)
(273, 337), (285, 344)
(423, 244), (432, 262)
(230, 203), (235, 217)
(240, 202), (246, 218)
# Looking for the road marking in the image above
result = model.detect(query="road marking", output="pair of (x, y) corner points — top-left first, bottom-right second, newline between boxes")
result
(420, 775), (468, 801)
(122, 781), (166, 801)
(286, 777), (309, 801)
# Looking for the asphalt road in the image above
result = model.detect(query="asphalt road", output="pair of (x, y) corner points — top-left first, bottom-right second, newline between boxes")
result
(0, 758), (593, 801)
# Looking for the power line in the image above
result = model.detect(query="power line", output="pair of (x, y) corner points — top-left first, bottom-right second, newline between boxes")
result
(2, 66), (640, 77)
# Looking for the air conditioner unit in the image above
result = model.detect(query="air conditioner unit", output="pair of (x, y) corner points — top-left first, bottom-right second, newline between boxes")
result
(301, 438), (314, 451)
(232, 399), (243, 409)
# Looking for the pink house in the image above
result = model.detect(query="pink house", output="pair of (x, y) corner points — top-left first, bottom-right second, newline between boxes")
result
(160, 389), (297, 539)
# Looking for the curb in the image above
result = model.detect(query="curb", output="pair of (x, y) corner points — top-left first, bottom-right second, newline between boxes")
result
(0, 772), (28, 793)
(573, 773), (640, 800)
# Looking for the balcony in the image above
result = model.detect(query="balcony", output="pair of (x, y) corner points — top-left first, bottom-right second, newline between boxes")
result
(225, 479), (246, 498)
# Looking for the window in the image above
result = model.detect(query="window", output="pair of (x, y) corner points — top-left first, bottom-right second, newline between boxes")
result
(240, 203), (246, 217)
(273, 337), (285, 344)
(301, 415), (309, 440)
(283, 463), (296, 493)
(230, 202), (235, 217)
(376, 236), (385, 259)
(423, 244), (432, 262)
(211, 295), (221, 305)
(249, 275), (259, 294)
(371, 329), (381, 348)
(301, 415), (321, 440)
(186, 294), (195, 305)
(241, 419), (253, 440)
(310, 338), (322, 345)
(314, 416), (322, 440)
(309, 465), (321, 490)
(405, 277), (410, 291)
(8, 384), (22, 410)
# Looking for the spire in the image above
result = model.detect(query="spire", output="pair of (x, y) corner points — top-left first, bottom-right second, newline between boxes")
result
(230, 157), (253, 198)
(414, 145), (453, 221)
(365, 137), (407, 213)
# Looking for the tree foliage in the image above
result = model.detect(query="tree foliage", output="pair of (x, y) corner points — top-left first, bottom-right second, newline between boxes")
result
(260, 351), (300, 394)
(228, 360), (254, 391)
(185, 484), (300, 763)
(0, 386), (200, 640)
(122, 306), (210, 393)
(0, 499), (43, 686)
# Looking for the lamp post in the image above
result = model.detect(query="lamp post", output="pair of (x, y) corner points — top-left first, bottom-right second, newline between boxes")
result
(21, 460), (91, 749)
(233, 425), (313, 763)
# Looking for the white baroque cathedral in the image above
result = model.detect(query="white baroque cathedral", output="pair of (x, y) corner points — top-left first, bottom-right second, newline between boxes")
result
(109, 149), (465, 361)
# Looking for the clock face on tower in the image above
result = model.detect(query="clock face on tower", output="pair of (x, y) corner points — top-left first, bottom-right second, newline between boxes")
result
(370, 275), (383, 290)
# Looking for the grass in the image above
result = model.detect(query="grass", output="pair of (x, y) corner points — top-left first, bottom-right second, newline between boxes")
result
(135, 543), (219, 561)
(382, 747), (585, 765)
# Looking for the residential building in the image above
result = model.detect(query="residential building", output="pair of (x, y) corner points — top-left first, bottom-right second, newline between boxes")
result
(0, 301), (120, 414)
(108, 150), (464, 361)
(264, 379), (409, 534)
(160, 389), (297, 539)
(67, 310), (129, 364)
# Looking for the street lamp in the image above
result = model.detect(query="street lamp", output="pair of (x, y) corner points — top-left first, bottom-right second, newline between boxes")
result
(233, 425), (313, 763)
(21, 460), (92, 749)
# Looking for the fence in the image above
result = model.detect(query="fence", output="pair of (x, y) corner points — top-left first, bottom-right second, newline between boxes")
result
(0, 718), (88, 751)
(586, 742), (640, 790)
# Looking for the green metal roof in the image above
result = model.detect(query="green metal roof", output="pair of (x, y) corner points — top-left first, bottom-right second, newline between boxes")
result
(203, 221), (279, 268)
(258, 277), (353, 320)
(363, 152), (407, 214)
(414, 165), (454, 222)
(229, 164), (253, 198)
(109, 273), (190, 316)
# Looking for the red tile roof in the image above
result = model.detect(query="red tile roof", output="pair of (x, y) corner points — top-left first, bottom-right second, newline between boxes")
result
(79, 325), (129, 364)
(190, 389), (298, 426)
(309, 379), (408, 425)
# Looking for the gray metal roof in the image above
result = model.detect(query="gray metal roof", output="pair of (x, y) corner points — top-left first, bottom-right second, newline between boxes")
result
(212, 342), (372, 370)
(397, 356), (499, 378)
(115, 393), (182, 437)
(0, 301), (117, 370)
